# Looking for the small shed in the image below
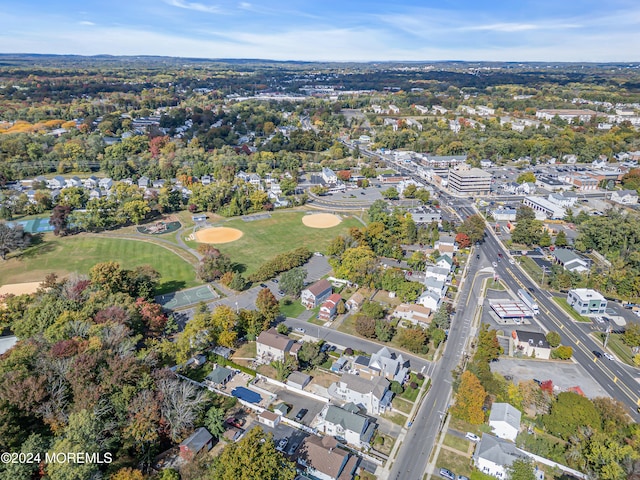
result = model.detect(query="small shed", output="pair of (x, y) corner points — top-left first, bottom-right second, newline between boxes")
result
(286, 371), (312, 390)
(258, 410), (281, 428)
(192, 214), (207, 222)
(205, 365), (234, 386)
(179, 427), (213, 460)
(275, 403), (290, 415)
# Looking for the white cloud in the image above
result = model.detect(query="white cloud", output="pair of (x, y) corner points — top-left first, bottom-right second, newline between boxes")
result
(164, 0), (222, 14)
(460, 22), (580, 32)
(79, 21), (95, 26)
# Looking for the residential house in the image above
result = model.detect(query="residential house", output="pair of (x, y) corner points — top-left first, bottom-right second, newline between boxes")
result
(152, 179), (166, 189)
(204, 365), (234, 387)
(47, 176), (66, 190)
(489, 403), (522, 441)
(425, 266), (451, 283)
(330, 373), (391, 415)
(88, 189), (102, 201)
(301, 279), (333, 309)
(319, 293), (342, 321)
(346, 292), (365, 311)
(352, 347), (408, 383)
(84, 176), (99, 189)
(255, 328), (300, 364)
(248, 173), (261, 186)
(201, 175), (212, 185)
(611, 189), (639, 205)
(417, 290), (441, 311)
(318, 404), (376, 449)
(473, 434), (531, 479)
(296, 435), (359, 480)
(388, 104), (400, 114)
(392, 304), (432, 328)
(179, 427), (214, 460)
(424, 277), (447, 297)
(65, 176), (83, 188)
(138, 176), (150, 189)
(435, 255), (454, 271)
(98, 177), (113, 191)
(512, 330), (551, 360)
(552, 248), (589, 273)
(567, 289), (607, 315)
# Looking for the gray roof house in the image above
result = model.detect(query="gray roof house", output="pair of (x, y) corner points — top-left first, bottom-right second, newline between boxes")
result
(552, 248), (589, 273)
(179, 427), (214, 460)
(205, 365), (234, 386)
(329, 373), (391, 415)
(489, 403), (521, 441)
(368, 347), (408, 383)
(320, 404), (376, 449)
(611, 189), (639, 205)
(473, 434), (529, 478)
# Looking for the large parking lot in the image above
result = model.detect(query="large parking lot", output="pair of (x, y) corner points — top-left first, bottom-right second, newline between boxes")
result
(491, 358), (609, 398)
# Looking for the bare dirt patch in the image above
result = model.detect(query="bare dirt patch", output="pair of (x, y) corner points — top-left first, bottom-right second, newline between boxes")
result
(302, 213), (342, 229)
(0, 281), (41, 296)
(195, 227), (244, 244)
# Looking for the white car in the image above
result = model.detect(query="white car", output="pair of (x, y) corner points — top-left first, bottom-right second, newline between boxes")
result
(594, 316), (604, 324)
(492, 262), (498, 268)
(465, 432), (480, 442)
(508, 258), (515, 265)
(603, 352), (615, 361)
(276, 438), (288, 451)
(294, 327), (306, 334)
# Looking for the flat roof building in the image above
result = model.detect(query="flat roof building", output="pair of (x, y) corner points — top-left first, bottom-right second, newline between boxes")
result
(567, 289), (607, 315)
(448, 167), (492, 195)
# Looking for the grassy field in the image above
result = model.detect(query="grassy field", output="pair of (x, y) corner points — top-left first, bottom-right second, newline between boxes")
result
(553, 297), (591, 322)
(436, 449), (472, 477)
(0, 234), (198, 294)
(210, 211), (362, 274)
(443, 433), (471, 453)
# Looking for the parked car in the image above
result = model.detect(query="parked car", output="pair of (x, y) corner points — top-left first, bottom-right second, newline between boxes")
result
(439, 468), (455, 480)
(492, 262), (498, 268)
(295, 408), (308, 421)
(277, 438), (288, 451)
(313, 252), (324, 256)
(457, 476), (470, 480)
(594, 316), (604, 324)
(509, 258), (515, 265)
(272, 279), (279, 283)
(593, 350), (602, 358)
(260, 283), (268, 288)
(287, 442), (299, 455)
(278, 290), (285, 296)
(226, 417), (245, 429)
(294, 327), (306, 334)
(465, 432), (480, 442)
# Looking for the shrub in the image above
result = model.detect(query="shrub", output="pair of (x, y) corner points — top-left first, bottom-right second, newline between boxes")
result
(409, 381), (418, 390)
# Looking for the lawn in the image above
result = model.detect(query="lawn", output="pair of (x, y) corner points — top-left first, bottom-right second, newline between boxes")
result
(382, 411), (408, 427)
(399, 372), (425, 402)
(443, 433), (471, 453)
(232, 342), (257, 360)
(392, 397), (413, 414)
(518, 256), (548, 287)
(0, 234), (198, 294)
(213, 210), (362, 274)
(436, 449), (472, 477)
(553, 297), (591, 322)
(280, 299), (306, 318)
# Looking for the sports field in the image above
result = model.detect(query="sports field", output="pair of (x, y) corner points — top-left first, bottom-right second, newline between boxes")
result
(155, 284), (218, 309)
(214, 211), (363, 274)
(0, 235), (198, 294)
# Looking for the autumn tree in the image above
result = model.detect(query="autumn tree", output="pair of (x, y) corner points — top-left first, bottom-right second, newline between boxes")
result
(256, 288), (279, 322)
(355, 315), (376, 338)
(455, 232), (471, 249)
(457, 214), (485, 244)
(209, 427), (296, 480)
(451, 371), (486, 424)
(397, 327), (428, 354)
(50, 204), (72, 236)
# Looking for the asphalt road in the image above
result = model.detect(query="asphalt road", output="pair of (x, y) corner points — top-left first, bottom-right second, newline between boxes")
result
(388, 245), (490, 479)
(457, 204), (640, 421)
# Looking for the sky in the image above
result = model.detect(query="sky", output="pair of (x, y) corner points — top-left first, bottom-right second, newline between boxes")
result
(0, 0), (638, 62)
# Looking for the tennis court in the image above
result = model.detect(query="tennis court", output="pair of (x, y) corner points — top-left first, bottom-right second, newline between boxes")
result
(10, 217), (54, 233)
(155, 284), (218, 309)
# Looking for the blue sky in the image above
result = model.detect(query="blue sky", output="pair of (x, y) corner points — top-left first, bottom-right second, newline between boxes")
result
(0, 0), (638, 61)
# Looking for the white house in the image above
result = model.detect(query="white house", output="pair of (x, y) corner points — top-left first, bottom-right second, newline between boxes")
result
(301, 279), (333, 309)
(425, 266), (451, 283)
(256, 328), (300, 364)
(611, 189), (639, 205)
(474, 434), (532, 479)
(318, 404), (375, 449)
(417, 290), (441, 311)
(329, 374), (391, 415)
(322, 167), (338, 184)
(392, 304), (432, 328)
(489, 403), (521, 441)
(98, 177), (113, 191)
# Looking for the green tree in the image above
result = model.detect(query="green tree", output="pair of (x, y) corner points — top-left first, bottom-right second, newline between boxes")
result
(507, 458), (537, 480)
(516, 172), (536, 184)
(458, 215), (485, 244)
(361, 301), (385, 320)
(279, 267), (307, 297)
(554, 230), (568, 247)
(545, 331), (561, 348)
(543, 392), (601, 440)
(271, 357), (296, 382)
(331, 245), (378, 285)
(403, 183), (417, 198)
(204, 406), (226, 438)
(381, 187), (399, 200)
(375, 320), (394, 342)
(0, 222), (30, 260)
(297, 341), (327, 368)
(229, 272), (247, 291)
(551, 345), (573, 359)
(397, 327), (428, 353)
(622, 323), (640, 348)
(451, 371), (486, 424)
(538, 230), (552, 248)
(390, 381), (404, 394)
(0, 433), (50, 480)
(209, 427), (296, 480)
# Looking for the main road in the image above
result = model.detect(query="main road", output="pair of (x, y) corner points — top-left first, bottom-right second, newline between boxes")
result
(457, 204), (640, 421)
(388, 245), (493, 479)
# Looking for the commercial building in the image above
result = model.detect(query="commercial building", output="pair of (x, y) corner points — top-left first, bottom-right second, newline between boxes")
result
(522, 196), (566, 220)
(567, 289), (607, 315)
(448, 167), (492, 195)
